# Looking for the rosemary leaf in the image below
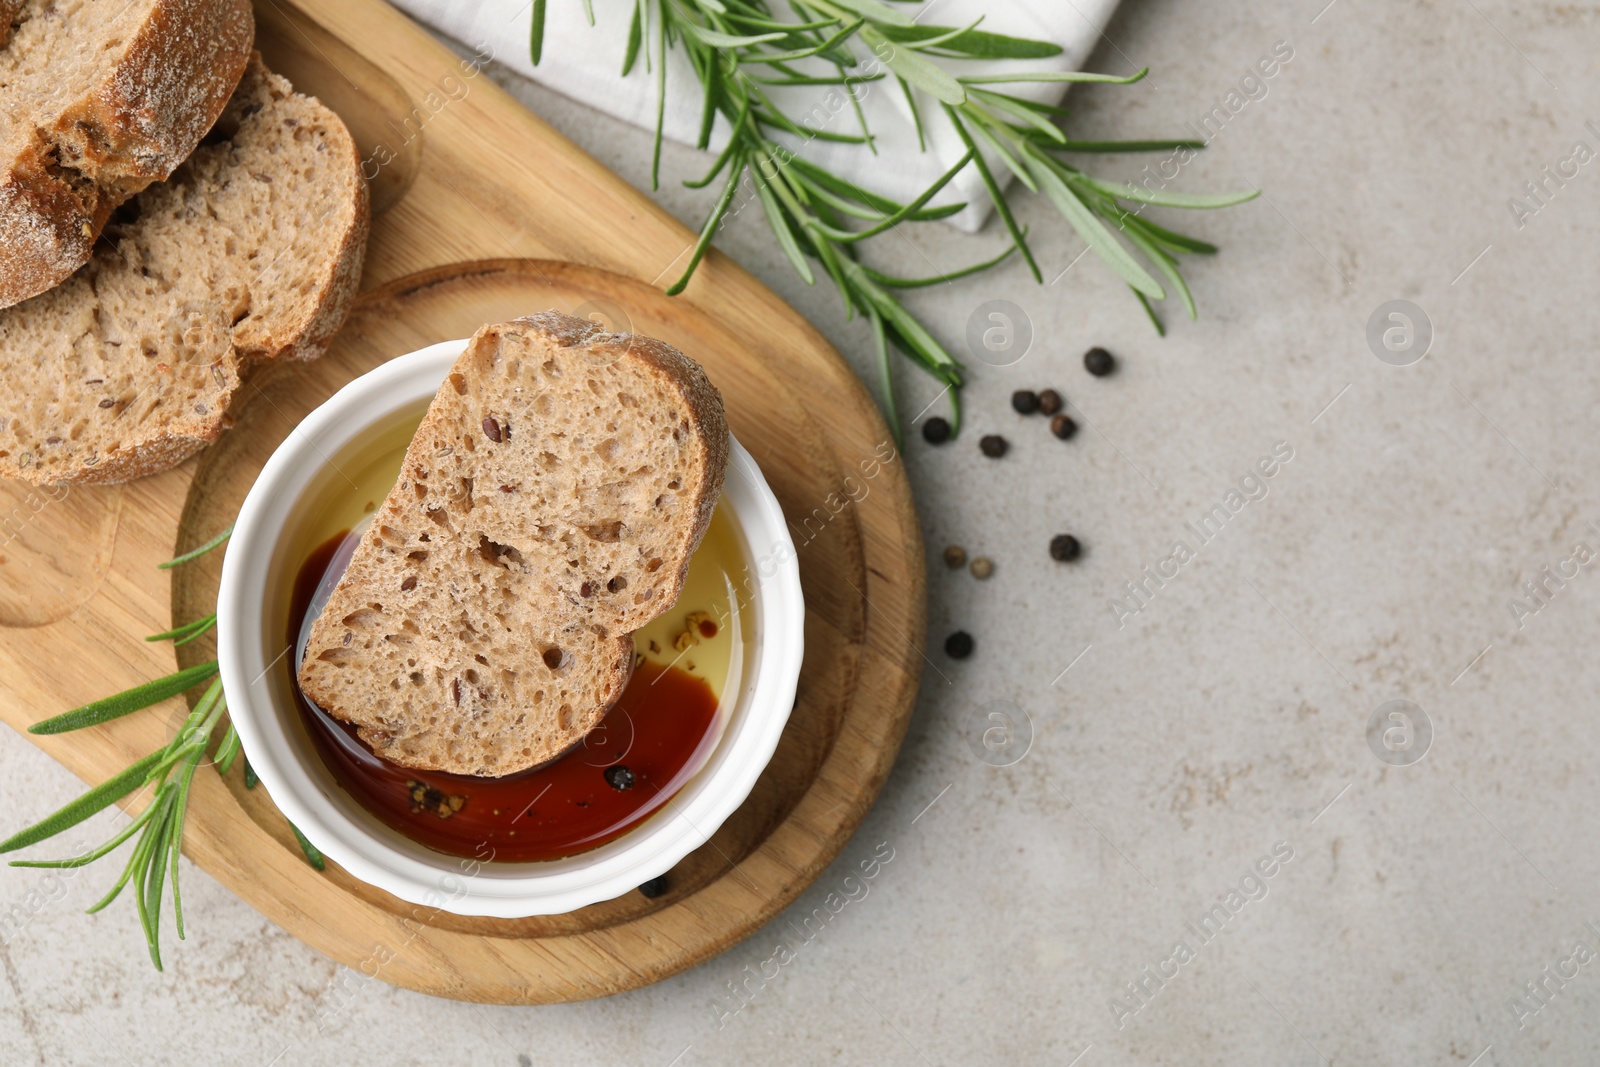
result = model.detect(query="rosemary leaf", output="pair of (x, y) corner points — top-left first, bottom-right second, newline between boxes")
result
(826, 0), (916, 29)
(959, 68), (1149, 86)
(30, 661), (219, 735)
(945, 106), (1040, 282)
(810, 149), (972, 243)
(843, 259), (962, 376)
(167, 754), (205, 941)
(1025, 150), (1164, 298)
(146, 612), (217, 645)
(684, 93), (749, 189)
(747, 72), (883, 86)
(858, 239), (1019, 288)
(1077, 176), (1260, 210)
(528, 0), (547, 64)
(0, 750), (163, 854)
(967, 88), (1066, 144)
(667, 148), (747, 296)
(621, 0), (643, 75)
(783, 154), (906, 215)
(867, 307), (902, 452)
(172, 619), (218, 648)
(751, 157), (815, 283)
(214, 723), (242, 777)
(721, 11), (838, 32)
(958, 107), (1037, 191)
(809, 230), (861, 319)
(1120, 216), (1196, 319)
(158, 525), (232, 570)
(87, 788), (166, 915)
(875, 24), (1063, 59)
(685, 25), (786, 48)
(9, 800), (155, 869)
(860, 27), (964, 105)
(897, 18), (989, 54)
(1134, 288), (1167, 336)
(141, 808), (171, 966)
(1054, 138), (1206, 154)
(792, 175), (895, 221)
(290, 823), (326, 871)
(694, 43), (720, 151)
(751, 17), (865, 64)
(1123, 215), (1219, 255)
(651, 0), (667, 190)
(897, 75), (926, 152)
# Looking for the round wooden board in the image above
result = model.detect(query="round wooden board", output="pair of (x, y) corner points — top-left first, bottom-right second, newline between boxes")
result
(169, 260), (925, 1002)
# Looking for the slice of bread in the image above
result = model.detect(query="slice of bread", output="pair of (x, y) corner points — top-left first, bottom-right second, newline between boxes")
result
(0, 0), (256, 308)
(0, 56), (369, 485)
(297, 312), (731, 777)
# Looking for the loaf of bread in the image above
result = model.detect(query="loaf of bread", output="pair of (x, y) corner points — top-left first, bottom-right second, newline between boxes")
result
(0, 56), (369, 485)
(0, 0), (256, 308)
(297, 312), (731, 777)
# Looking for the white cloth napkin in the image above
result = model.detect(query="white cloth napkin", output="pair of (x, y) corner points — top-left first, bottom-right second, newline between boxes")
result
(388, 0), (1121, 232)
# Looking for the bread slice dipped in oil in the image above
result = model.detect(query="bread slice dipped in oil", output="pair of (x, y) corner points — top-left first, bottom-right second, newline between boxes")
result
(0, 0), (257, 307)
(0, 56), (369, 485)
(297, 312), (731, 777)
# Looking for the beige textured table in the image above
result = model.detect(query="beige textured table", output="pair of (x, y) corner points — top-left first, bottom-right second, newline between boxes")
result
(3, 1), (1597, 1063)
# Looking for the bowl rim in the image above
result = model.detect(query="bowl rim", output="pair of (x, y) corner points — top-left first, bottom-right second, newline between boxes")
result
(216, 339), (803, 917)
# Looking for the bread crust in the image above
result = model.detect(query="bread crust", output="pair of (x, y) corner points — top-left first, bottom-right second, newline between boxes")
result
(0, 1), (21, 49)
(277, 177), (370, 363)
(230, 62), (370, 365)
(0, 0), (256, 309)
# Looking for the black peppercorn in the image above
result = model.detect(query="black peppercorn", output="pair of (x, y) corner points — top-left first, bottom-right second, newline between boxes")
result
(604, 765), (636, 791)
(638, 875), (669, 898)
(944, 631), (974, 659)
(1049, 534), (1082, 562)
(921, 417), (952, 444)
(1084, 347), (1116, 376)
(1050, 414), (1077, 440)
(1037, 389), (1063, 416)
(979, 434), (1008, 458)
(1011, 389), (1040, 415)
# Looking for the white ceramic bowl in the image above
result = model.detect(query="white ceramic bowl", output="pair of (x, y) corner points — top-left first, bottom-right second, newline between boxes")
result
(217, 339), (803, 917)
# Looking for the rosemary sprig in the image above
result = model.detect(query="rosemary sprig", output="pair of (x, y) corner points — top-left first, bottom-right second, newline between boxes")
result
(1, 525), (322, 969)
(532, 1), (1255, 439)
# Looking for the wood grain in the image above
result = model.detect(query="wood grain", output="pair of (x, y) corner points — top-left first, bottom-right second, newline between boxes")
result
(0, 0), (925, 1002)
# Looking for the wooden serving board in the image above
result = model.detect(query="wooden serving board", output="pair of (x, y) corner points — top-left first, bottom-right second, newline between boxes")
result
(0, 0), (925, 1002)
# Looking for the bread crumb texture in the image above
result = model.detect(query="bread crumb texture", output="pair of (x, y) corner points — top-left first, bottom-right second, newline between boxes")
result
(0, 56), (368, 484)
(298, 313), (731, 777)
(0, 0), (256, 306)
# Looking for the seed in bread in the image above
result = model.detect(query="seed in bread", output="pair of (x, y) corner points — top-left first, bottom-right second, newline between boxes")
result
(0, 0), (256, 308)
(0, 56), (369, 486)
(297, 312), (731, 777)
